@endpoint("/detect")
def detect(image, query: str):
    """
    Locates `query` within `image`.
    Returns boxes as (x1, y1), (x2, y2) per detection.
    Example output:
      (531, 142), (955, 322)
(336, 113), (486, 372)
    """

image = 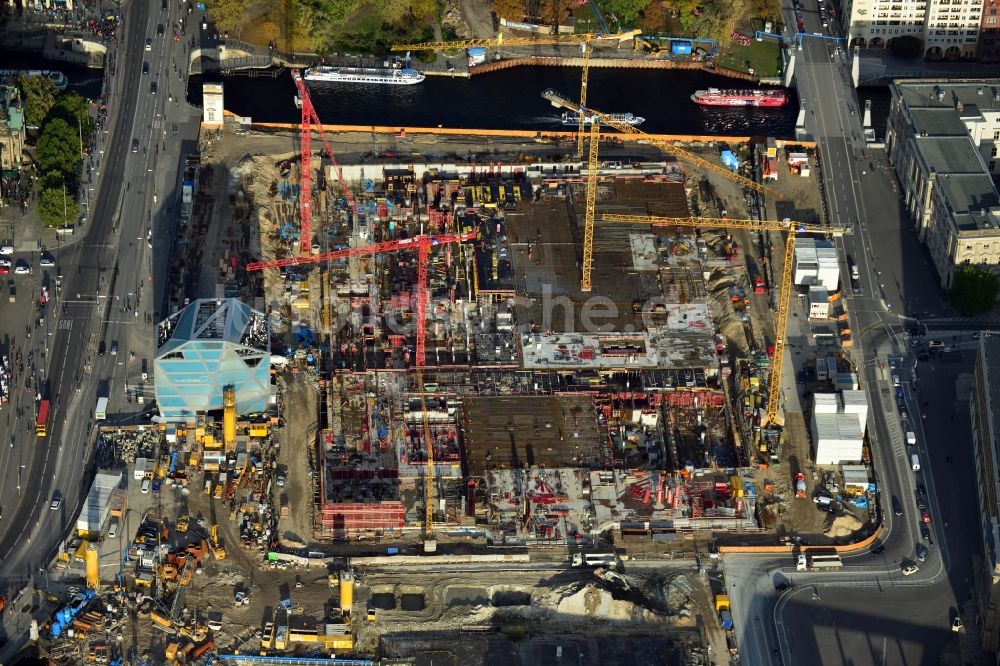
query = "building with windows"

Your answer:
(979, 0), (1000, 61)
(154, 298), (271, 422)
(844, 0), (982, 59)
(970, 333), (1000, 660)
(885, 79), (1000, 288)
(0, 85), (24, 172)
